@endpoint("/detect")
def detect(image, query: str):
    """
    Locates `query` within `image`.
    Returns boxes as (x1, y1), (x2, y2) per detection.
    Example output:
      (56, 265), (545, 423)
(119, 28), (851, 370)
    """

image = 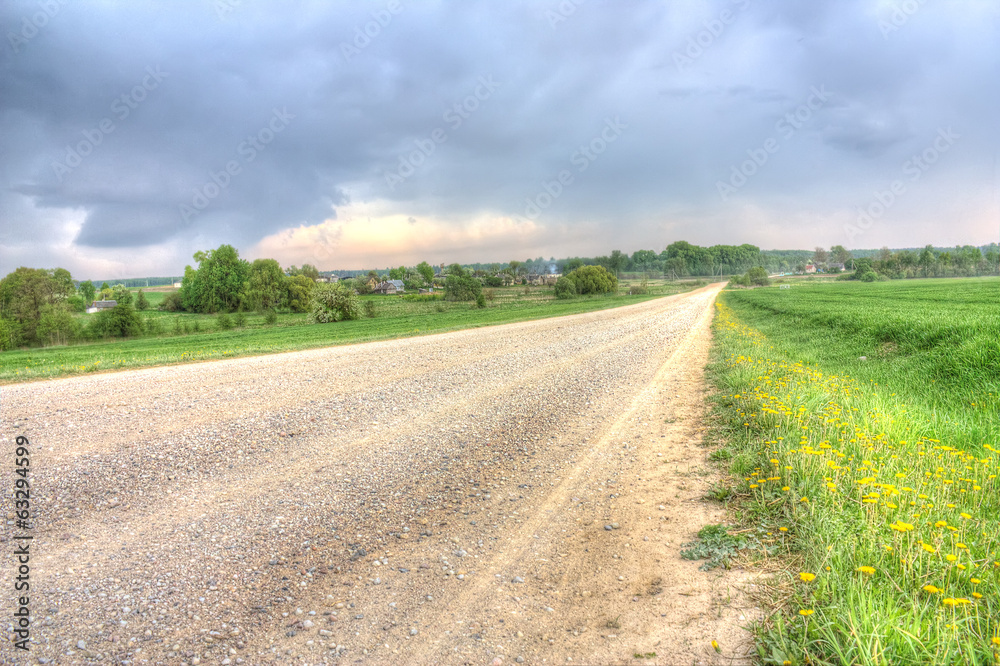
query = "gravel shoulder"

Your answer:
(1, 283), (756, 665)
